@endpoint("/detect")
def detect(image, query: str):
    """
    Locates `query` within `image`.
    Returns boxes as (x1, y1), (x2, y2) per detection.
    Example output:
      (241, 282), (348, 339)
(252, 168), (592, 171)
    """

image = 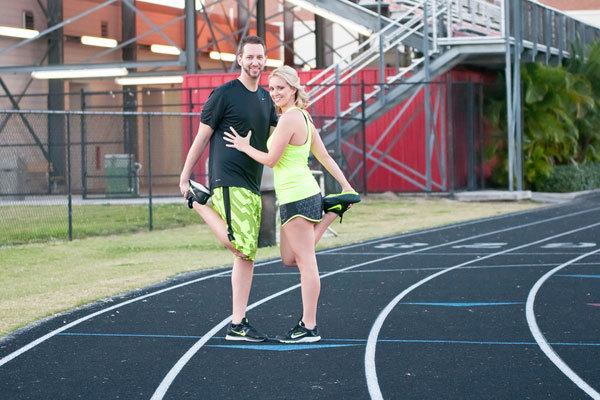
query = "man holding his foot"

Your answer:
(179, 35), (278, 342)
(223, 66), (360, 343)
